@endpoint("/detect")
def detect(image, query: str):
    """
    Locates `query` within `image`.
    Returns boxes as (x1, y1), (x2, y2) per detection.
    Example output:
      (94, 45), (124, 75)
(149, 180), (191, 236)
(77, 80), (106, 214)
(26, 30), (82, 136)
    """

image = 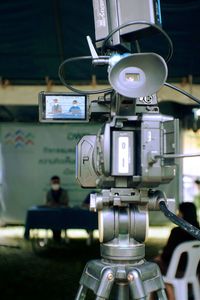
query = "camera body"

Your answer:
(38, 0), (178, 202)
(39, 1), (181, 266)
(76, 95), (178, 189)
(39, 92), (178, 190)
